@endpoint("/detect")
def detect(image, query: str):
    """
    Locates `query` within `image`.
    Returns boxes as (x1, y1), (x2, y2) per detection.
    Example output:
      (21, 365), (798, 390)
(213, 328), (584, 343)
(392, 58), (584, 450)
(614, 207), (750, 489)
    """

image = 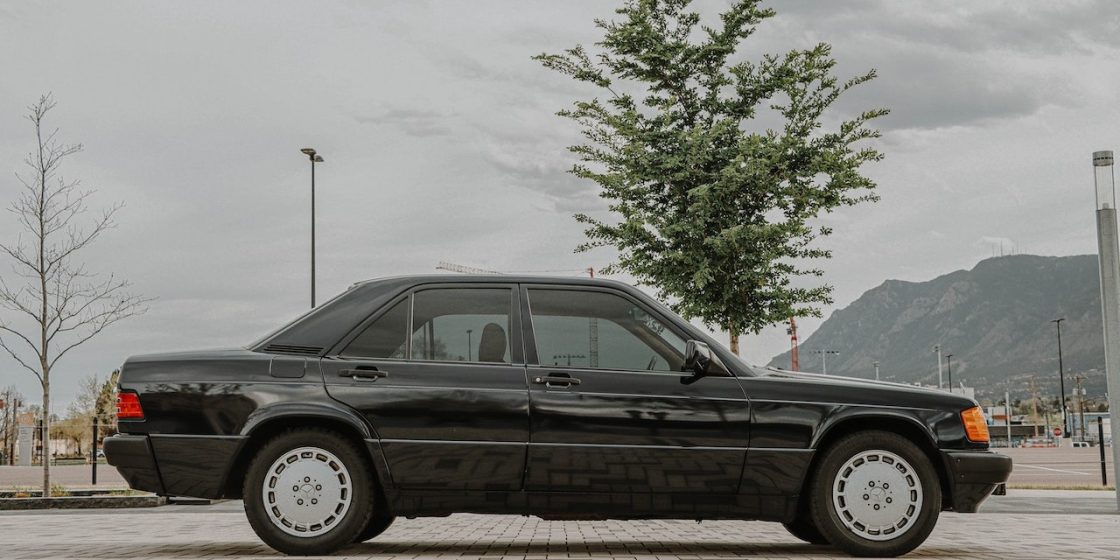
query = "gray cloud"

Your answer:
(355, 108), (457, 138)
